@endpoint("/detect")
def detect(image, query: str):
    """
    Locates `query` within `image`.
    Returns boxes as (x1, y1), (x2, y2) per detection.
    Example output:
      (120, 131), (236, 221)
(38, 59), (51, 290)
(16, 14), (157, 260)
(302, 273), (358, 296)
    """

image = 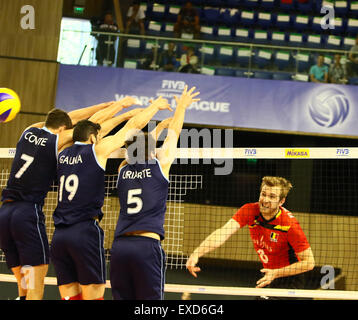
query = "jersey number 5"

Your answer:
(127, 188), (143, 214)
